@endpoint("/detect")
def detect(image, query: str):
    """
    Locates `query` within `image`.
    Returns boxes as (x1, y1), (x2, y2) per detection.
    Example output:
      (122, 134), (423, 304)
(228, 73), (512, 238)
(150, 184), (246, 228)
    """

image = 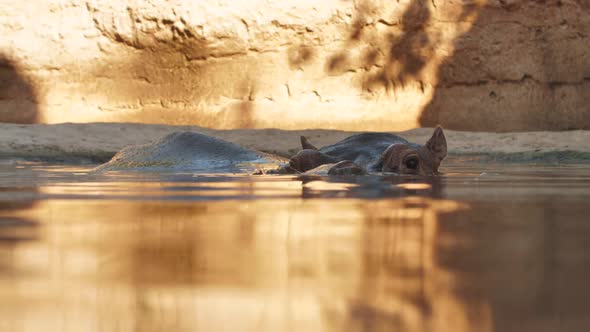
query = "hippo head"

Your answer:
(380, 126), (447, 175)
